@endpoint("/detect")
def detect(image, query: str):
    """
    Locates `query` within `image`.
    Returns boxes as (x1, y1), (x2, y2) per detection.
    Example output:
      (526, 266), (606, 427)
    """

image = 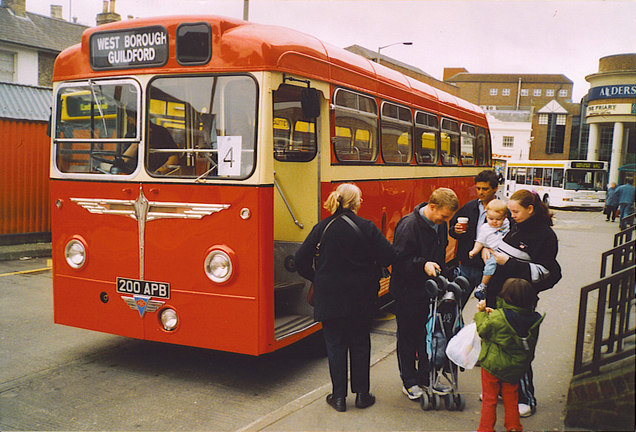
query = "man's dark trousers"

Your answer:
(395, 292), (430, 389)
